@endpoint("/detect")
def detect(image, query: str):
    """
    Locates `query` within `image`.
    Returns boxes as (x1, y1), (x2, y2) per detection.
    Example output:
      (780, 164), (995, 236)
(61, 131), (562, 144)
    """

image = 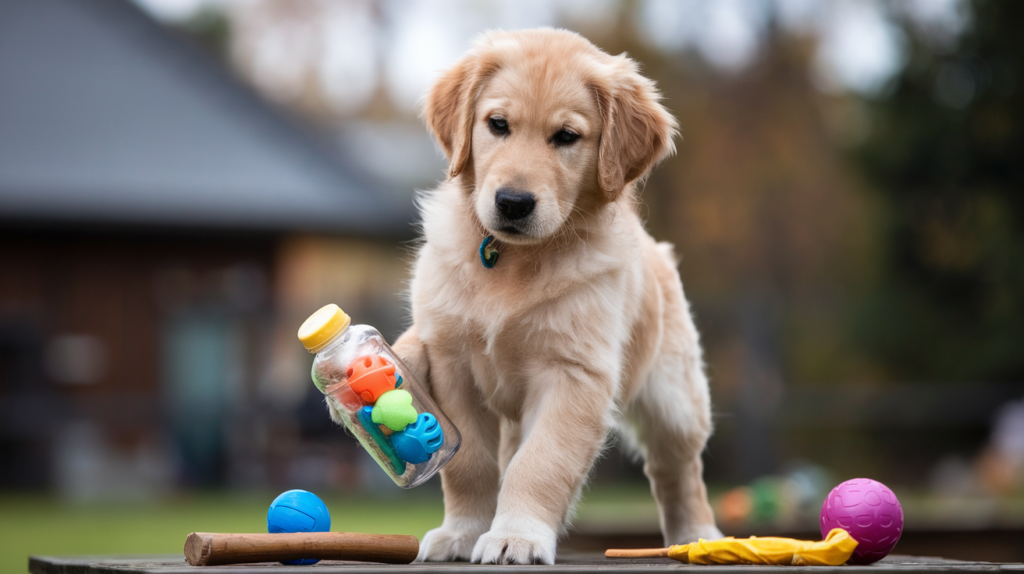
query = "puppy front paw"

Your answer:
(471, 514), (557, 565)
(670, 524), (724, 545)
(416, 518), (489, 562)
